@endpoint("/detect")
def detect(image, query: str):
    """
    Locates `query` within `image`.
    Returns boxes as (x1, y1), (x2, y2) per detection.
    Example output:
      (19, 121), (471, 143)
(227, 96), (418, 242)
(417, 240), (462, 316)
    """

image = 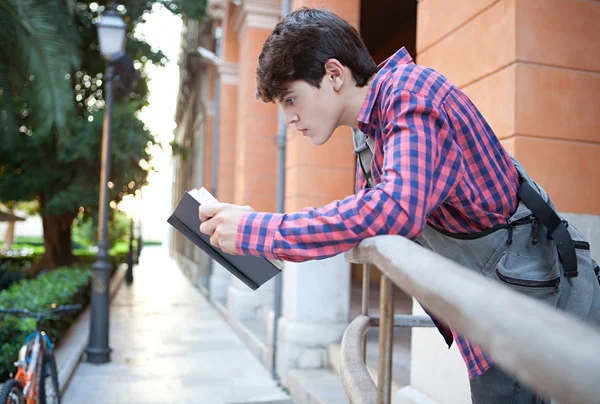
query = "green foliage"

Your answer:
(8, 236), (43, 246)
(0, 267), (91, 378)
(0, 0), (207, 267)
(73, 208), (132, 249)
(72, 214), (96, 248)
(73, 248), (128, 267)
(0, 0), (79, 145)
(109, 210), (132, 246)
(163, 0), (208, 21)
